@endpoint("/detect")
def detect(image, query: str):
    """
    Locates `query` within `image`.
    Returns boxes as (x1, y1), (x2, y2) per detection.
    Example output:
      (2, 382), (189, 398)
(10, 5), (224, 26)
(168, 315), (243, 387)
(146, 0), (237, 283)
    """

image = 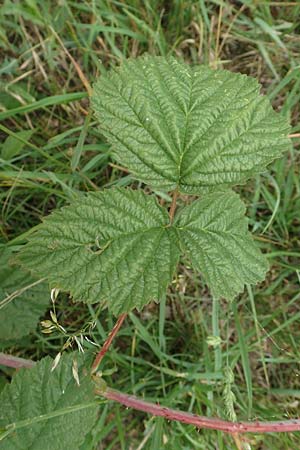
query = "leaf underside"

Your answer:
(176, 191), (269, 300)
(0, 248), (49, 342)
(0, 353), (98, 450)
(18, 189), (180, 315)
(92, 55), (291, 193)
